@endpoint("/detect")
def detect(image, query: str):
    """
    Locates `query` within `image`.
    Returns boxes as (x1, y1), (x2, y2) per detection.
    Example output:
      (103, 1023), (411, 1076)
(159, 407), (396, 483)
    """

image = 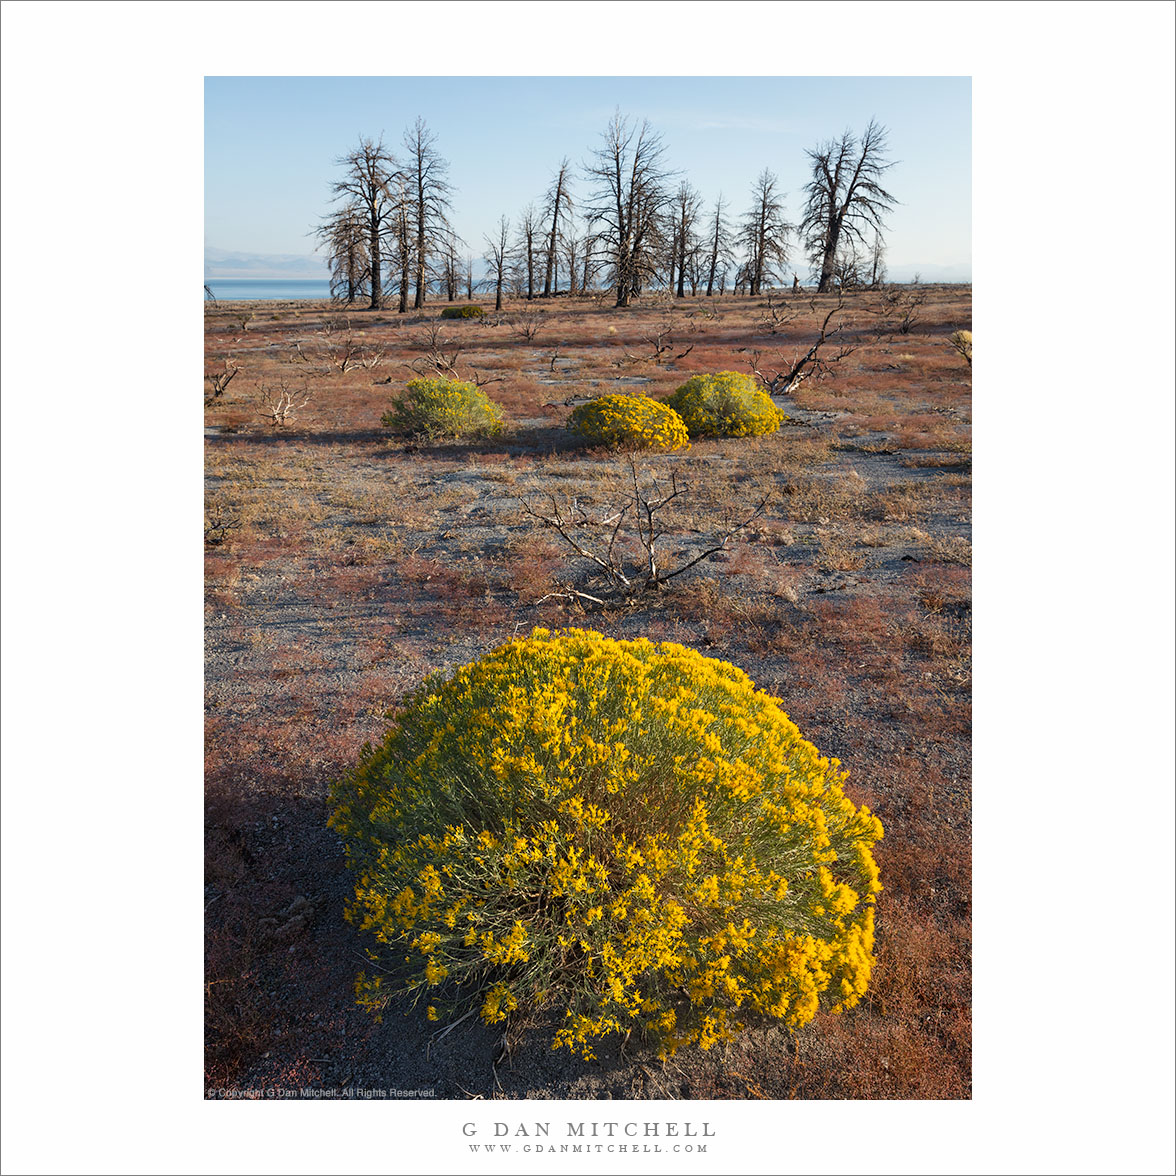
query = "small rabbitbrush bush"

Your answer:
(329, 628), (883, 1060)
(665, 371), (785, 439)
(381, 377), (504, 440)
(948, 330), (972, 367)
(567, 394), (689, 452)
(440, 305), (485, 320)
